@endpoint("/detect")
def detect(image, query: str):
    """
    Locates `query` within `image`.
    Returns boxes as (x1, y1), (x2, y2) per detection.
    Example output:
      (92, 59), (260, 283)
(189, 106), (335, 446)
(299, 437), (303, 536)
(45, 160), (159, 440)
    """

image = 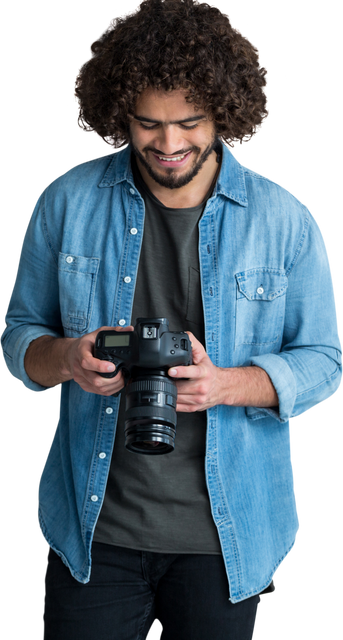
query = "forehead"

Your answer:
(134, 88), (204, 121)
